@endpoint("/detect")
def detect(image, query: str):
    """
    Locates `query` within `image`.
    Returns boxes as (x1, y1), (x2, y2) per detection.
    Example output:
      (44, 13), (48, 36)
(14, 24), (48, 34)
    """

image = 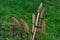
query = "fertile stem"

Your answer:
(20, 18), (29, 40)
(12, 16), (24, 40)
(41, 21), (46, 40)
